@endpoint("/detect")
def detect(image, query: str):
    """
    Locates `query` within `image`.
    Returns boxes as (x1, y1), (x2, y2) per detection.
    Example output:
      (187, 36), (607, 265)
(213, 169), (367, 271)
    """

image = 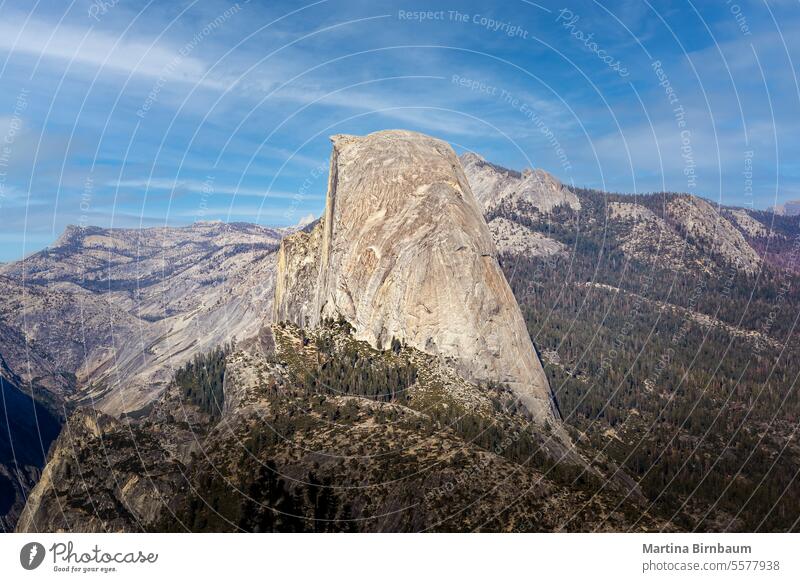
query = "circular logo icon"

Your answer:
(20, 542), (46, 570)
